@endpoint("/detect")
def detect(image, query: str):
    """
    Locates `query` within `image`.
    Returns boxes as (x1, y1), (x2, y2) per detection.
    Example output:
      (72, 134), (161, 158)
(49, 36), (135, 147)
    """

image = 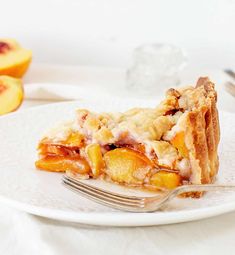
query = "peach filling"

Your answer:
(86, 143), (105, 177)
(36, 143), (183, 190)
(63, 132), (84, 147)
(104, 148), (154, 185)
(35, 155), (91, 174)
(171, 131), (188, 158)
(150, 171), (181, 189)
